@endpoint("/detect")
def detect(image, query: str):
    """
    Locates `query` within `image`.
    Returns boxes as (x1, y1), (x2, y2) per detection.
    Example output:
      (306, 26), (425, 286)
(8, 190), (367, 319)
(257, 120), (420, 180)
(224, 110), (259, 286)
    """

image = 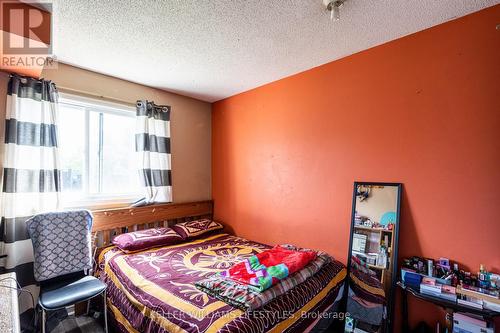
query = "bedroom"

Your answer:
(0, 1), (499, 333)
